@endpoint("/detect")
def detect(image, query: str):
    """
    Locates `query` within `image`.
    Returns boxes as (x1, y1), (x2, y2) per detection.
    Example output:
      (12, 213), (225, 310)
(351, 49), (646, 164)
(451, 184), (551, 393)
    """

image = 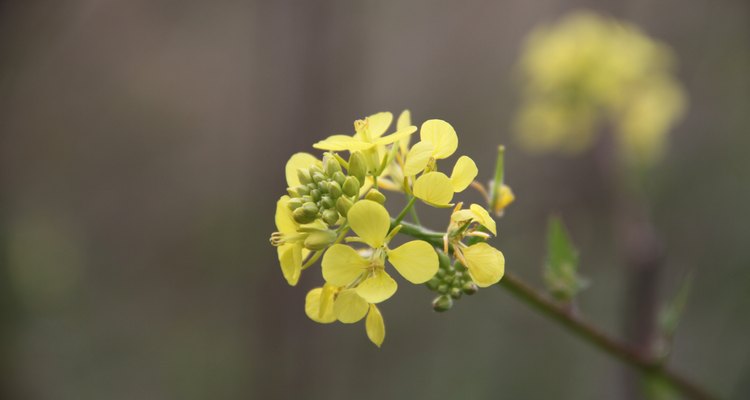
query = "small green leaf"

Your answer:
(544, 215), (586, 301)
